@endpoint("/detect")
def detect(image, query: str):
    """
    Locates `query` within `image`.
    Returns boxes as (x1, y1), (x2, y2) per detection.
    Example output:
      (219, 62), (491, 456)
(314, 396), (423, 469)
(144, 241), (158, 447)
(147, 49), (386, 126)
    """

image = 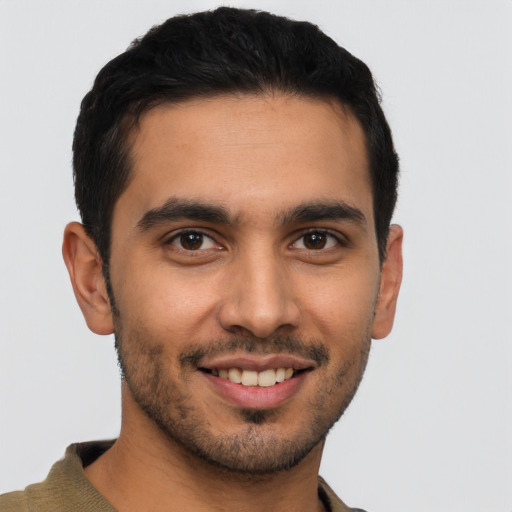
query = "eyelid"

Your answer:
(290, 228), (348, 249)
(161, 227), (348, 251)
(164, 228), (222, 250)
